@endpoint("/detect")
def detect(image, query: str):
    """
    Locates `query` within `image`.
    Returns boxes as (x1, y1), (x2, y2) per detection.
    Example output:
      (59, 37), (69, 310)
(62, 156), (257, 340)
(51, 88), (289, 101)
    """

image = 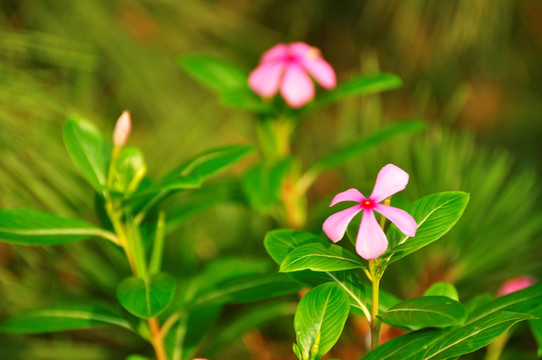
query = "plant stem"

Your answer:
(369, 260), (381, 350)
(149, 317), (168, 360)
(484, 332), (510, 360)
